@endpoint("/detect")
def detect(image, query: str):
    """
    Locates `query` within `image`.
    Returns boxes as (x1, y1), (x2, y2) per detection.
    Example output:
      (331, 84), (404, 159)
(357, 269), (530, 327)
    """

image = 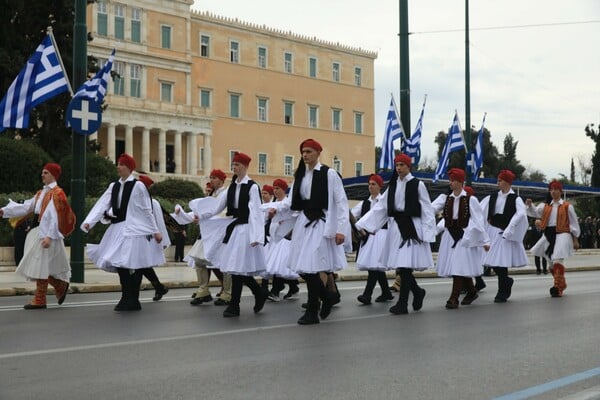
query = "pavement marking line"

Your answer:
(493, 367), (600, 400)
(0, 312), (388, 361)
